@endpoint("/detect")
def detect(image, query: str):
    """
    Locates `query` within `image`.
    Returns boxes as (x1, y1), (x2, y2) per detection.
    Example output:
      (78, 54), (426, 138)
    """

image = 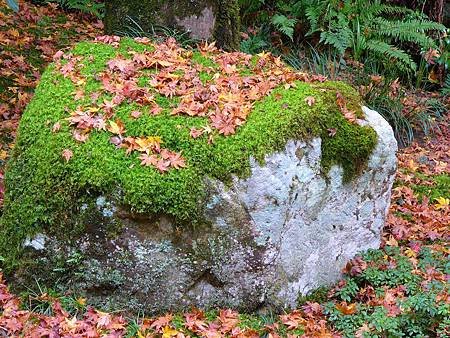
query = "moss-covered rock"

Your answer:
(0, 38), (392, 314)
